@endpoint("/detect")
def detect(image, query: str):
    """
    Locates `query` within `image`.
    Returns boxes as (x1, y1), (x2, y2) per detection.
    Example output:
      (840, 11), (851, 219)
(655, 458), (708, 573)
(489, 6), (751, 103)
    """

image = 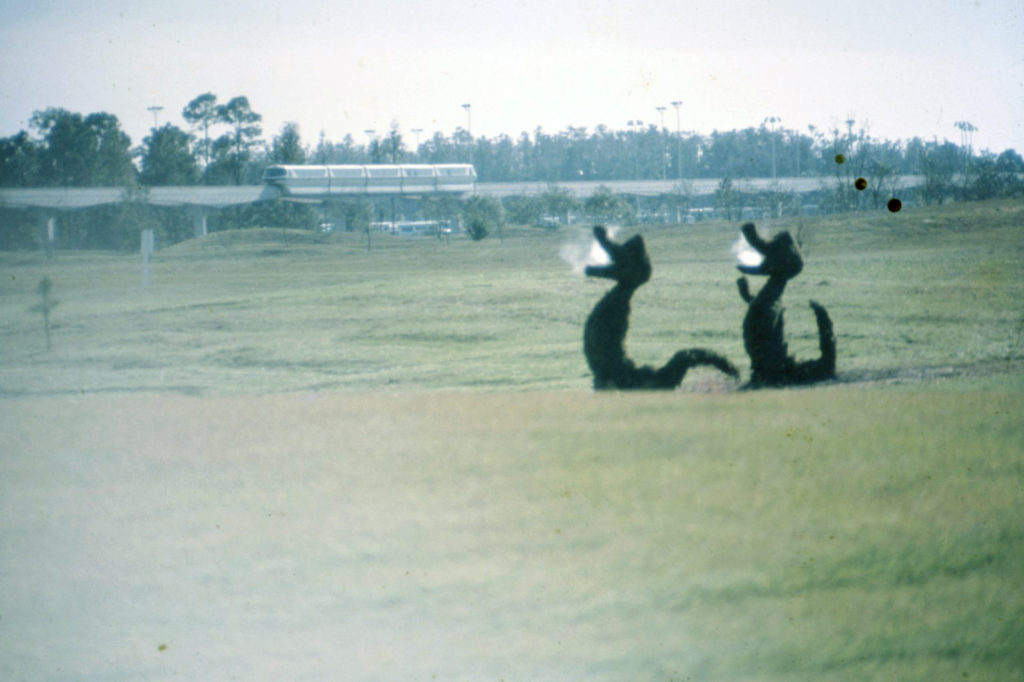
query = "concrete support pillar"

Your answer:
(38, 212), (57, 258)
(189, 206), (208, 237)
